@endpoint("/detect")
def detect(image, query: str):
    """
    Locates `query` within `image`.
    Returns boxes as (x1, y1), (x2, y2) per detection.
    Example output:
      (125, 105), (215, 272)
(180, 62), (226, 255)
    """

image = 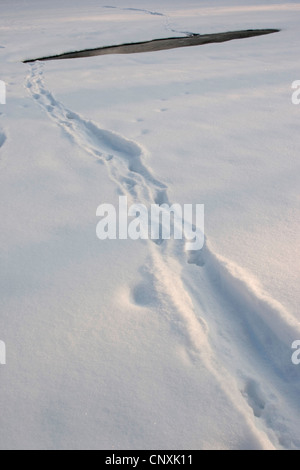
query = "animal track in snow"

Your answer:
(26, 59), (300, 449)
(103, 6), (164, 17)
(132, 269), (159, 308)
(26, 62), (167, 206)
(103, 5), (198, 36)
(0, 131), (6, 148)
(242, 379), (266, 418)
